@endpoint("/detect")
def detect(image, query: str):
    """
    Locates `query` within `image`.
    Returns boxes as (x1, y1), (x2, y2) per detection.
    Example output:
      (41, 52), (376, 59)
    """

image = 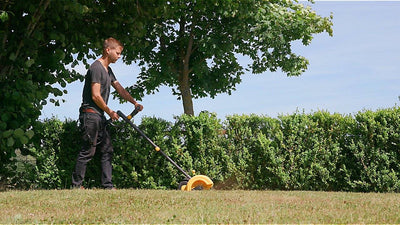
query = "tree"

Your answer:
(1, 0), (86, 181)
(0, 0), (332, 185)
(121, 0), (333, 115)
